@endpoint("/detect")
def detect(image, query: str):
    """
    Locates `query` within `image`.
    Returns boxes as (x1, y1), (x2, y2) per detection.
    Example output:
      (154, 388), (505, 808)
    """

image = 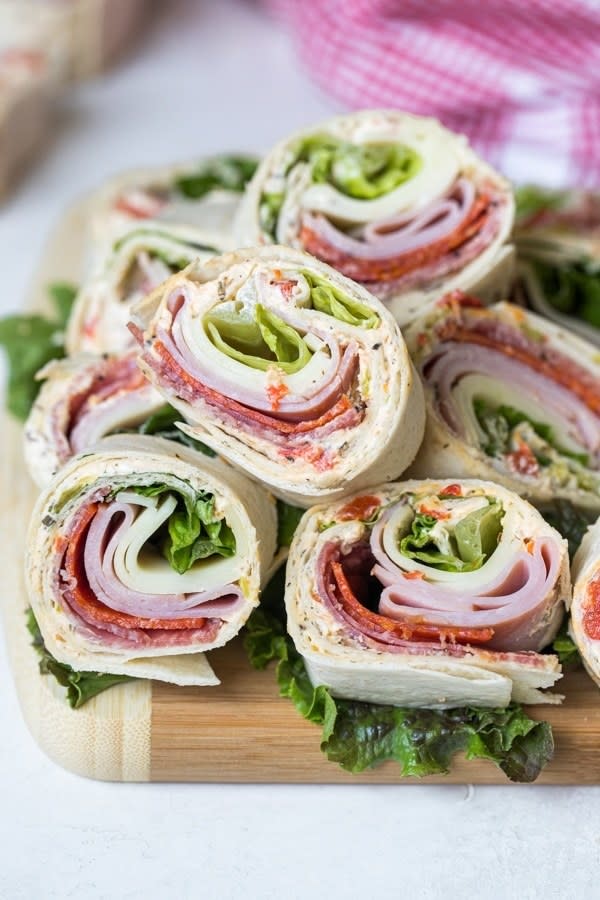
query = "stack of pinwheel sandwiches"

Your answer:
(12, 111), (600, 781)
